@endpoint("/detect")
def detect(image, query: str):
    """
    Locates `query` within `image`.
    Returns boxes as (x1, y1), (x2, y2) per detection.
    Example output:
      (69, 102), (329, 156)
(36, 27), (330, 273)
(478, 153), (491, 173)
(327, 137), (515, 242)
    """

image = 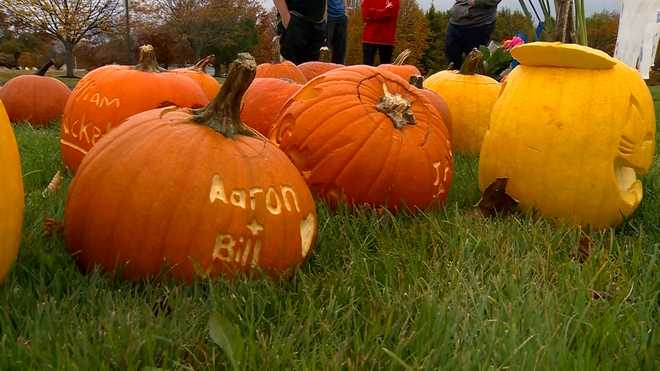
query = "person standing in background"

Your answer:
(445, 0), (502, 69)
(327, 0), (348, 64)
(274, 0), (327, 64)
(361, 0), (400, 66)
